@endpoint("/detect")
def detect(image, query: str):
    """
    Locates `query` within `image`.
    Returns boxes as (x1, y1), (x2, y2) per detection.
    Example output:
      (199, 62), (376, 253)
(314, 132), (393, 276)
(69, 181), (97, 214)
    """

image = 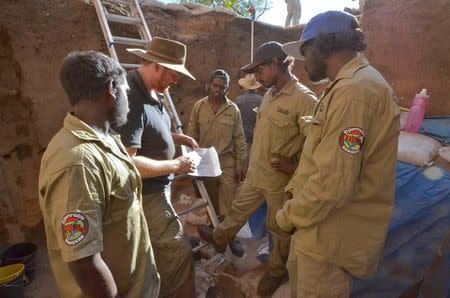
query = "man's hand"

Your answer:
(175, 156), (196, 175)
(172, 133), (199, 149)
(234, 167), (245, 183)
(281, 191), (293, 205)
(270, 154), (298, 174)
